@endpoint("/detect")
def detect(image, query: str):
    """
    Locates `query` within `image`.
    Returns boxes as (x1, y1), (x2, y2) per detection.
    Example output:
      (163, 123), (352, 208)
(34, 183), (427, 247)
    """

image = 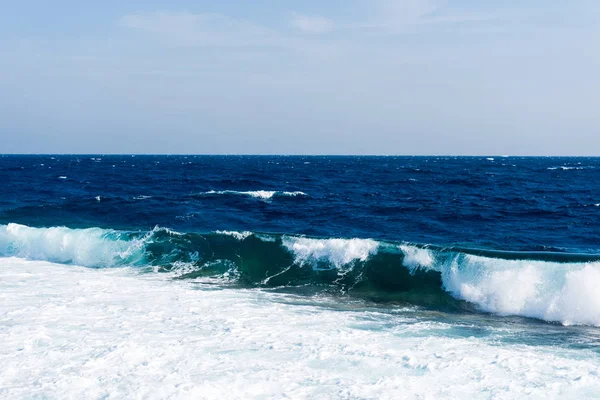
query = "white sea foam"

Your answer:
(398, 245), (600, 326)
(2, 258), (600, 399)
(205, 190), (306, 200)
(441, 254), (600, 326)
(215, 230), (253, 240)
(282, 237), (379, 269)
(255, 233), (277, 242)
(0, 224), (145, 268)
(399, 245), (435, 272)
(548, 166), (585, 170)
(58, 176), (67, 179)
